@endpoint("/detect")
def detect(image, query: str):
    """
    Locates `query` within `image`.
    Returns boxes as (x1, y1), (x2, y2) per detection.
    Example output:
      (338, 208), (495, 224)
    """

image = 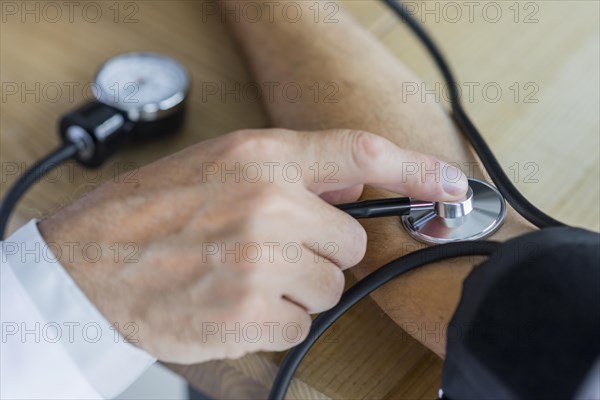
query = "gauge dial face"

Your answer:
(93, 52), (190, 119)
